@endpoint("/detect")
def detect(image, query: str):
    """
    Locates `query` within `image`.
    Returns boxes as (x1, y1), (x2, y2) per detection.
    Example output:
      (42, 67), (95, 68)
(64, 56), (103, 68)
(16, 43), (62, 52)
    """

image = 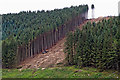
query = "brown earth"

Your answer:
(19, 16), (110, 69)
(19, 38), (66, 69)
(79, 17), (110, 30)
